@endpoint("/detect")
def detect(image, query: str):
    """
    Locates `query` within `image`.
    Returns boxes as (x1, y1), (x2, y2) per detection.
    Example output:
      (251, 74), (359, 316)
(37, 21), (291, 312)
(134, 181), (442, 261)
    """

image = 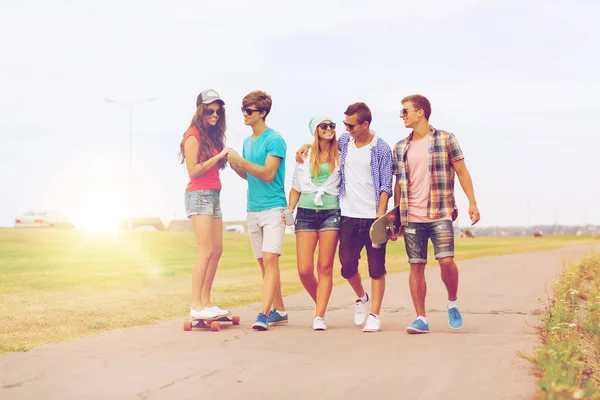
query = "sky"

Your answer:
(1, 0), (599, 230)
